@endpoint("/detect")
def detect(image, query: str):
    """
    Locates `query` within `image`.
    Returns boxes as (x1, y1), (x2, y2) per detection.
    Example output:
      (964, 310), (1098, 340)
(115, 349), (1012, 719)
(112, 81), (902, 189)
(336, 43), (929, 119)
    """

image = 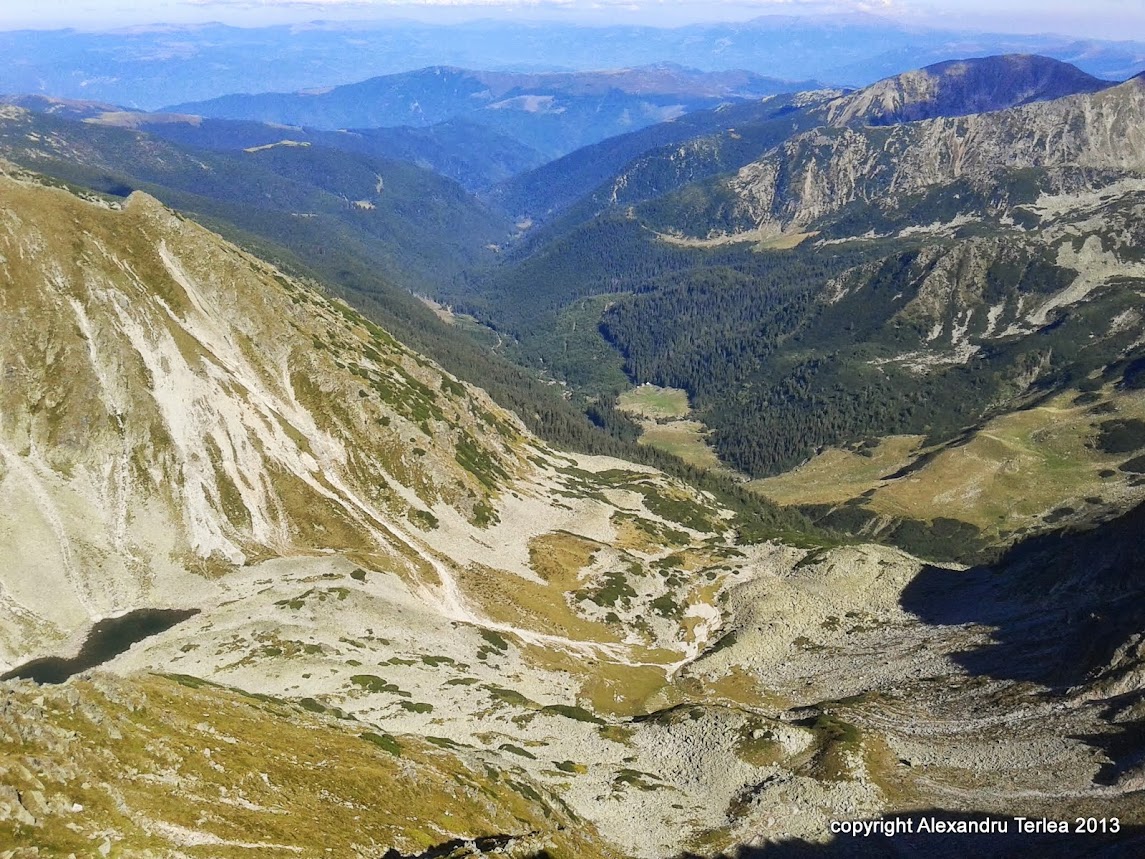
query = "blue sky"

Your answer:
(2, 0), (1144, 40)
